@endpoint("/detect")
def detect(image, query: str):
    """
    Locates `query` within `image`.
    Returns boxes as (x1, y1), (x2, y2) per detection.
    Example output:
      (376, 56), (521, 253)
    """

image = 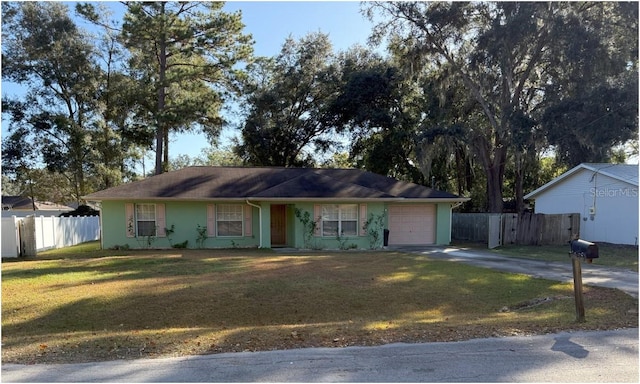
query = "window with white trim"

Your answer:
(217, 204), (243, 236)
(136, 204), (156, 236)
(321, 204), (358, 237)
